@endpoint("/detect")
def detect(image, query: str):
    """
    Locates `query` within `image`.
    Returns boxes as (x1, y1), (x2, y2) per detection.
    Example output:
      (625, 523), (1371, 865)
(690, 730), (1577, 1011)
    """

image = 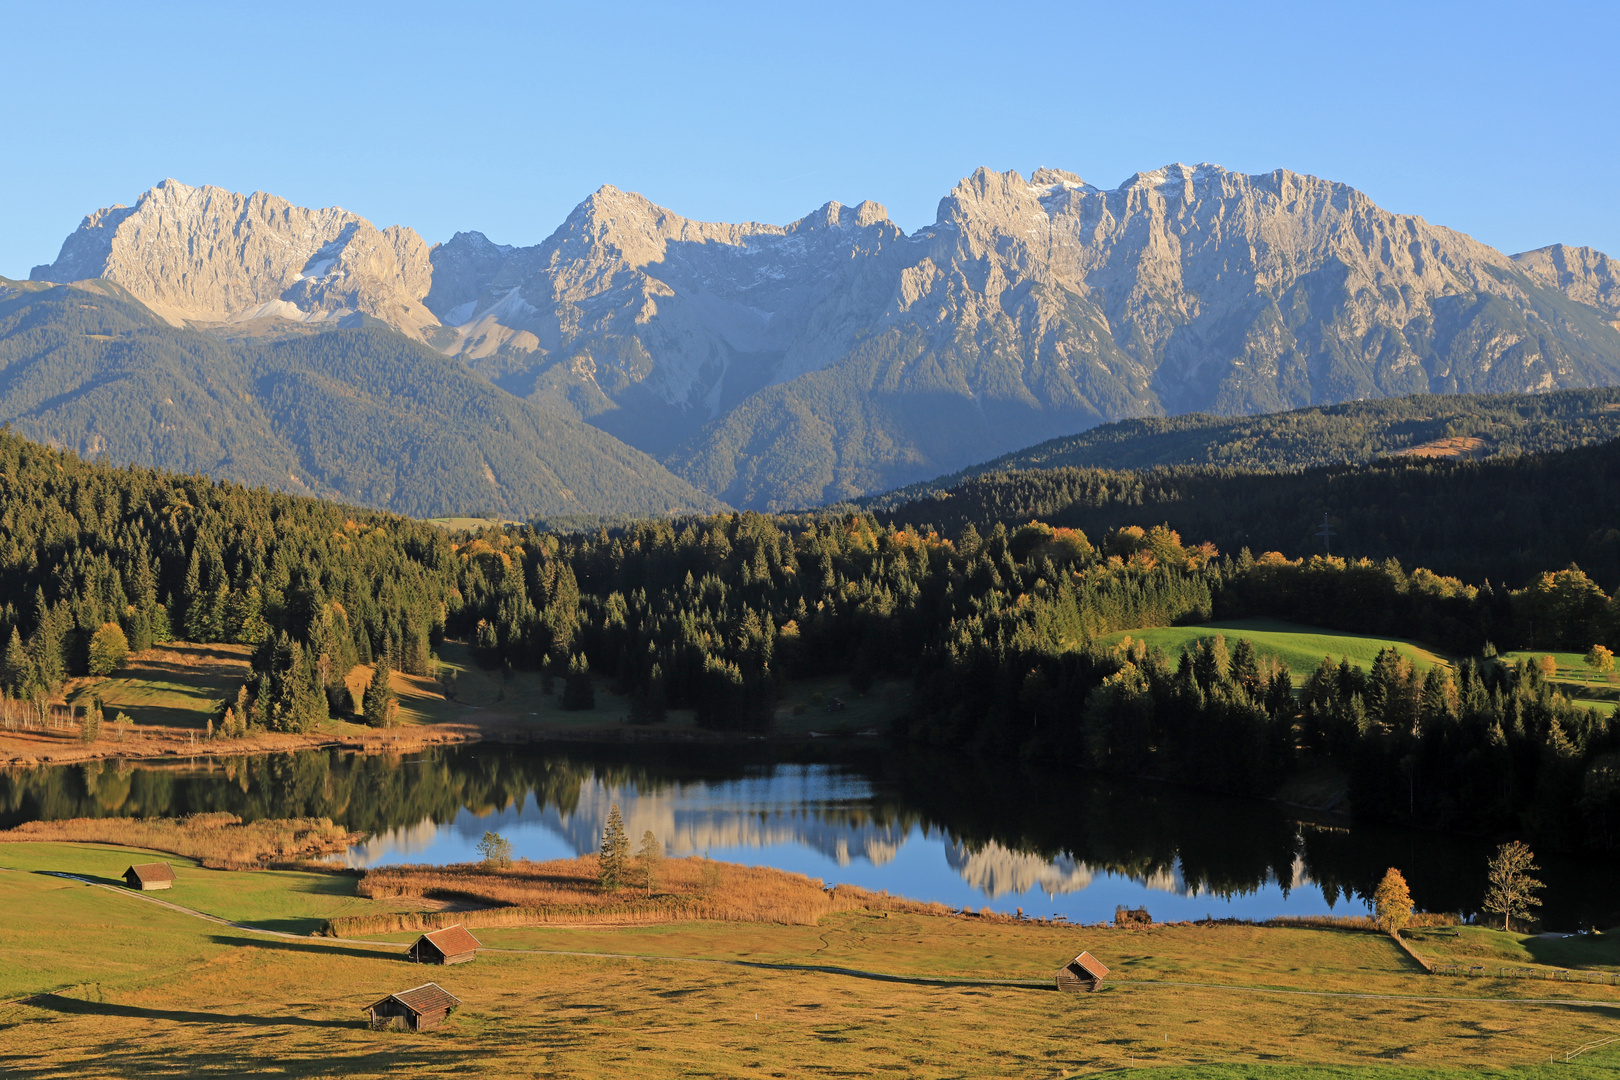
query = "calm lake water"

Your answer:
(6, 740), (1617, 928)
